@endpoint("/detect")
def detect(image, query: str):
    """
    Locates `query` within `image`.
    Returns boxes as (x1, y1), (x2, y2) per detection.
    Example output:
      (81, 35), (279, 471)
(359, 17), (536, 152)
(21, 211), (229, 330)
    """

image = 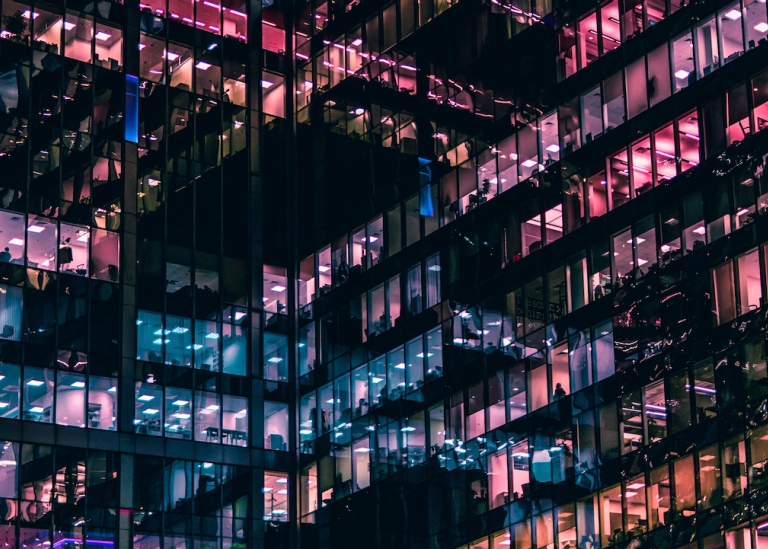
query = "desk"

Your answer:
(204, 426), (220, 442)
(222, 428), (247, 446)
